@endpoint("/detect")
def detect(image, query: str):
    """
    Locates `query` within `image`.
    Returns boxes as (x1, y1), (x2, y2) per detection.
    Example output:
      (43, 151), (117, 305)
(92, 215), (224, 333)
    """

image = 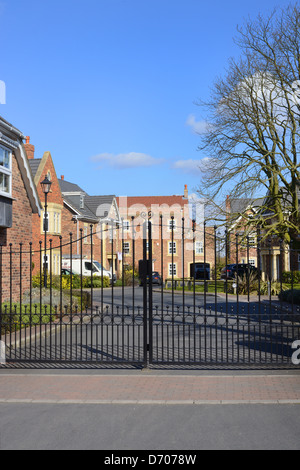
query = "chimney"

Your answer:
(24, 136), (35, 159)
(184, 184), (188, 198)
(61, 175), (64, 180)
